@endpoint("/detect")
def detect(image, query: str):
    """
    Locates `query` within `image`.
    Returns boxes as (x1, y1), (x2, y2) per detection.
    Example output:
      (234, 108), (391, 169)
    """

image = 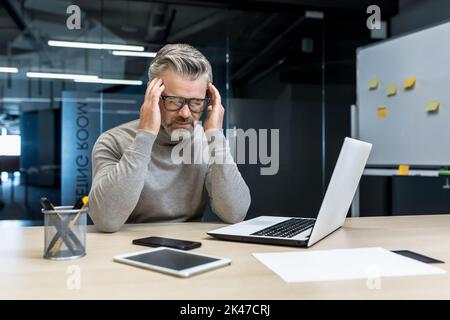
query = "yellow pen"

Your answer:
(50, 196), (89, 256)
